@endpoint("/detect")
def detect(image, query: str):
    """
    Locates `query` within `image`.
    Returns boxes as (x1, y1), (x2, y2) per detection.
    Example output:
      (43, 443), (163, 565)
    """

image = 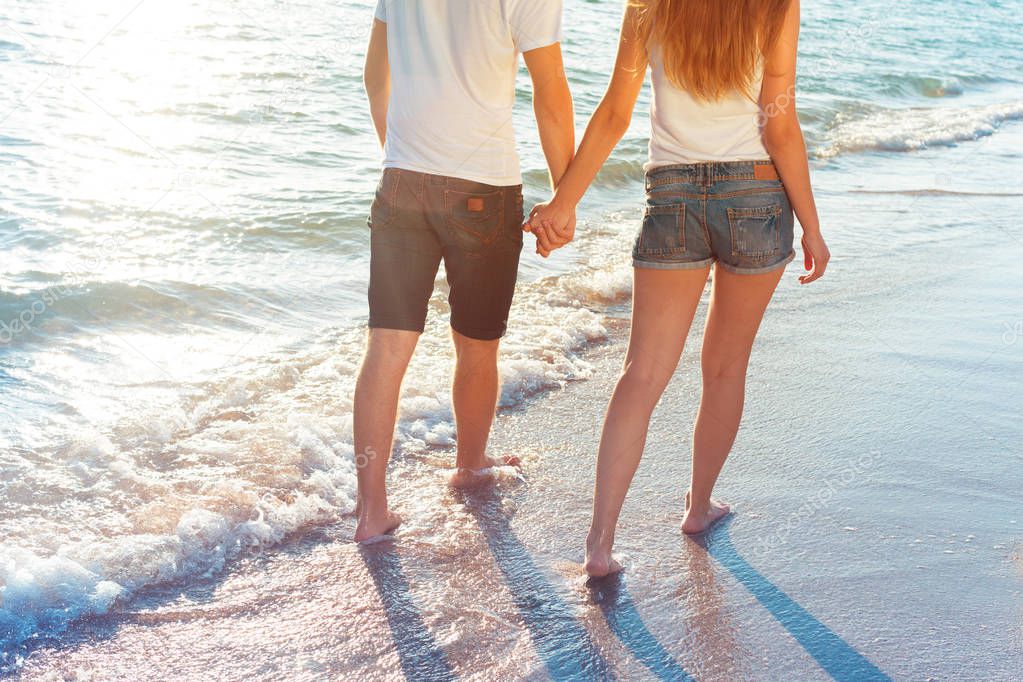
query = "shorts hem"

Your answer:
(632, 256), (715, 271)
(368, 319), (426, 334)
(451, 321), (506, 341)
(716, 250), (796, 275)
